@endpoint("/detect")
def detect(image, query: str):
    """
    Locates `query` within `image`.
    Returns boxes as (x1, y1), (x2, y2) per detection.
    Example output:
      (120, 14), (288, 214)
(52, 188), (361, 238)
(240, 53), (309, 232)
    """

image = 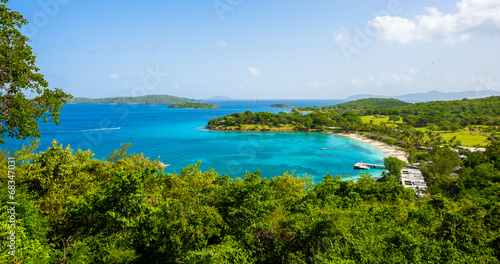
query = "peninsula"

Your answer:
(67, 94), (195, 104)
(208, 97), (500, 148)
(167, 102), (220, 109)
